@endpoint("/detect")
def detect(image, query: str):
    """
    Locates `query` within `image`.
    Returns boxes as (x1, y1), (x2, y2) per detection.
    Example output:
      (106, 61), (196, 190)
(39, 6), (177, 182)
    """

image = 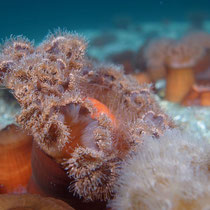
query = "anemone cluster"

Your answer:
(143, 32), (210, 104)
(0, 31), (173, 202)
(1, 29), (210, 210)
(0, 124), (32, 193)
